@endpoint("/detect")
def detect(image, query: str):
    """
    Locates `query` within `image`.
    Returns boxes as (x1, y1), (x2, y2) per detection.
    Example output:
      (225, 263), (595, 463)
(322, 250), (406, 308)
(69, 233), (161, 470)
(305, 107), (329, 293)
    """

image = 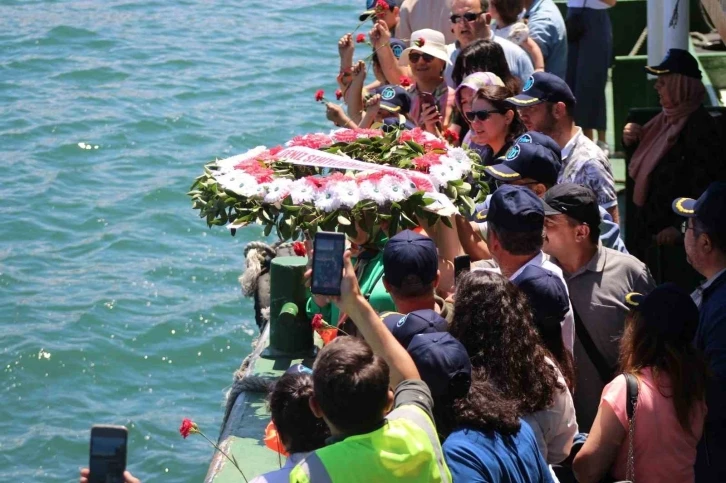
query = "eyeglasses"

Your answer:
(408, 52), (435, 63)
(464, 109), (505, 121)
(450, 12), (482, 23)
